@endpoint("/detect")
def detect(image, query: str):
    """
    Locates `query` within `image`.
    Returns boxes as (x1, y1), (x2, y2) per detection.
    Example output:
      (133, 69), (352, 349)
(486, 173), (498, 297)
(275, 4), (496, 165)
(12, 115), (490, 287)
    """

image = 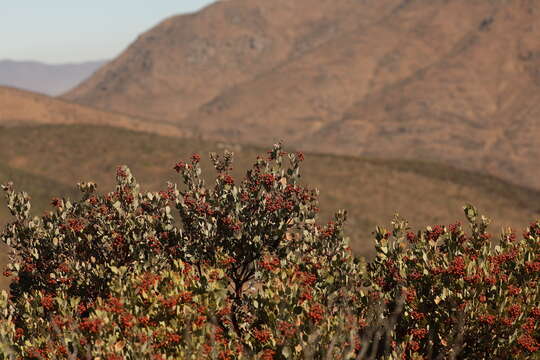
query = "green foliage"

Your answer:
(0, 144), (538, 359)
